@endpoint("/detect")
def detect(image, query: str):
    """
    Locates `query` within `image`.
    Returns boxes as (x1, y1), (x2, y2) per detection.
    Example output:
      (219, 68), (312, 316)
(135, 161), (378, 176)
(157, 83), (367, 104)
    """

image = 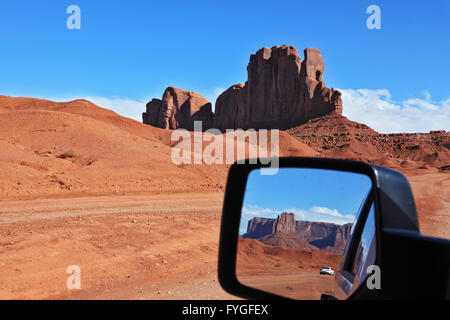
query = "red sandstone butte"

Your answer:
(213, 45), (342, 130)
(143, 87), (214, 131)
